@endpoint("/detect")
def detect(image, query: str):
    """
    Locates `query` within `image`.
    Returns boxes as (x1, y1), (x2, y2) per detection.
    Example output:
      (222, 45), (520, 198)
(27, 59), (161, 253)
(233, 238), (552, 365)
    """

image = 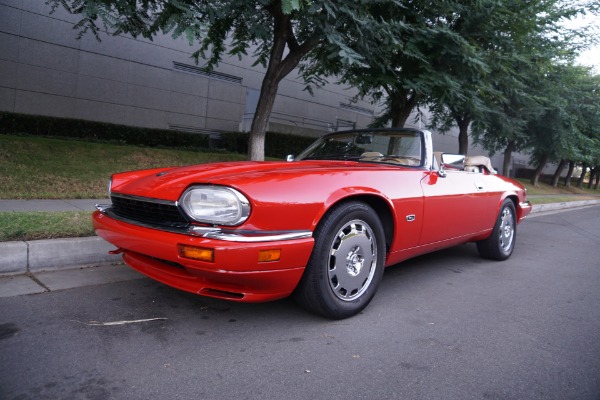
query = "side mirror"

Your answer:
(286, 155), (294, 162)
(441, 154), (466, 169)
(438, 153), (466, 177)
